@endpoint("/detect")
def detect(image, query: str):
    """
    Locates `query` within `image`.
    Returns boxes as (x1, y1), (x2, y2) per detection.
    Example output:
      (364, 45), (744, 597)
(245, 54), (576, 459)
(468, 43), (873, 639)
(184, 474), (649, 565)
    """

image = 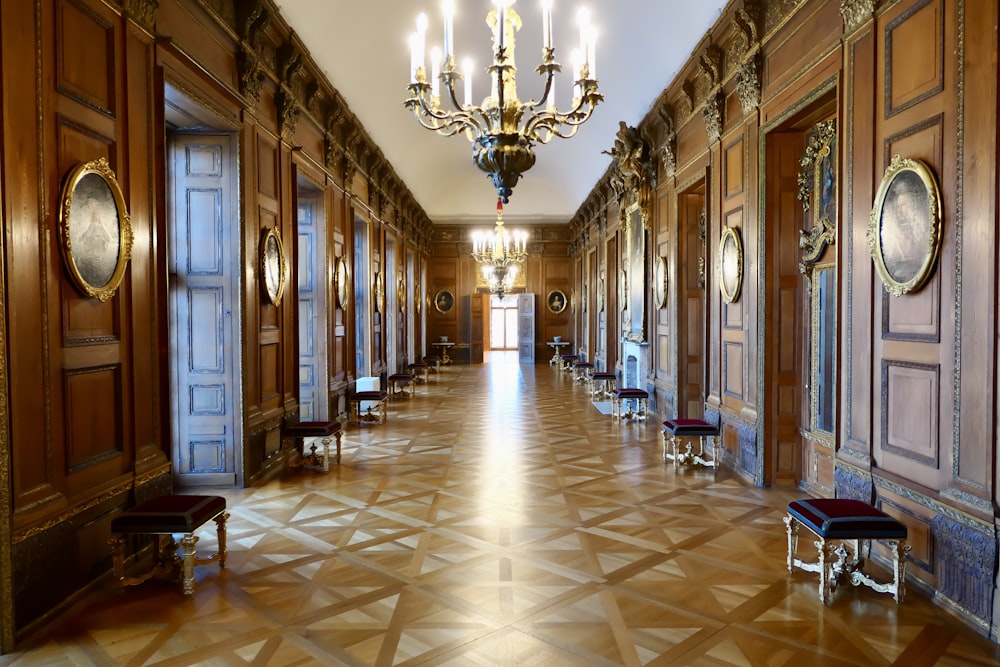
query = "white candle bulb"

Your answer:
(430, 46), (442, 97)
(541, 0), (553, 50)
(443, 0), (455, 59)
(463, 58), (474, 106)
(416, 13), (428, 75)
